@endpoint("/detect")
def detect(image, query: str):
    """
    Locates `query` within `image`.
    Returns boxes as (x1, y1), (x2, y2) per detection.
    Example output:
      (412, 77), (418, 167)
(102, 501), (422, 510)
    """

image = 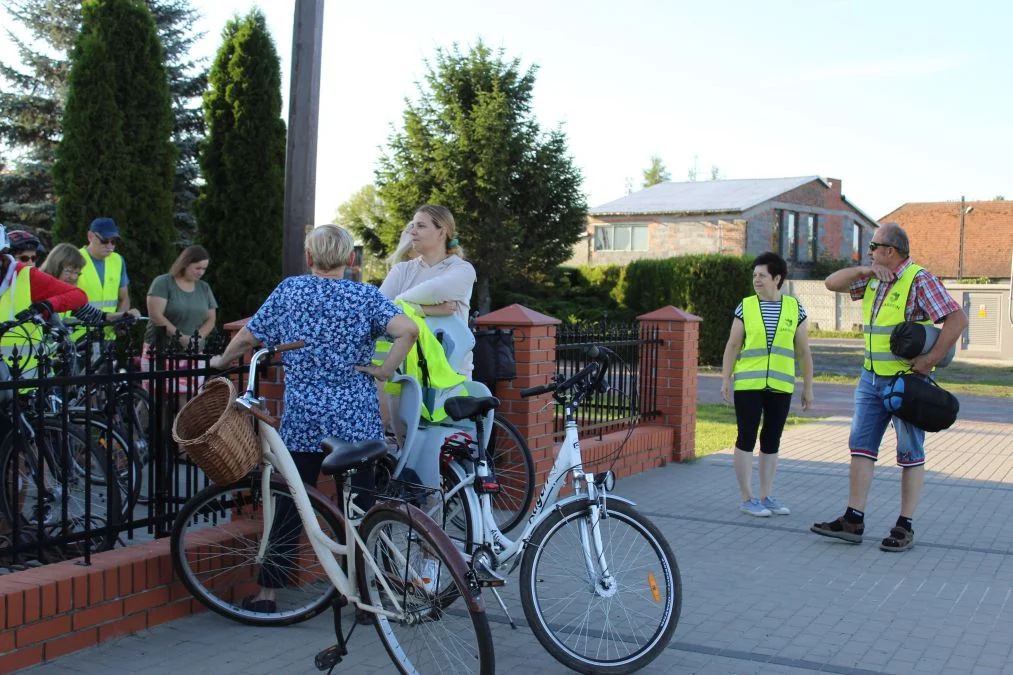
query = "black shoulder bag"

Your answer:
(880, 372), (960, 433)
